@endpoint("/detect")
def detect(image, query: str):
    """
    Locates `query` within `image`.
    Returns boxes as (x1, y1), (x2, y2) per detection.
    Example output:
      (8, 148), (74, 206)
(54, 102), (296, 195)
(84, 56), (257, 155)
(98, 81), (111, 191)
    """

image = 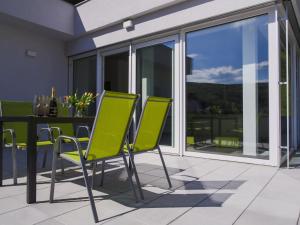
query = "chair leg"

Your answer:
(12, 144), (17, 185)
(81, 161), (99, 223)
(129, 157), (132, 172)
(60, 158), (64, 175)
(128, 151), (144, 200)
(157, 146), (172, 188)
(42, 150), (48, 168)
(121, 152), (139, 202)
(92, 162), (96, 188)
(50, 151), (58, 203)
(100, 160), (105, 187)
(60, 144), (65, 175)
